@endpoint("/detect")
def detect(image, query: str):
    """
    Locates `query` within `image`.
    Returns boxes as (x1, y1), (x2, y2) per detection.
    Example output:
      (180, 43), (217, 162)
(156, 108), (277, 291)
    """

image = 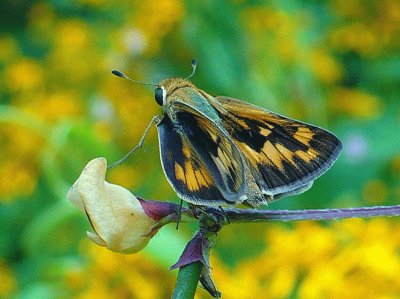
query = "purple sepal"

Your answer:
(137, 197), (180, 221)
(170, 232), (208, 270)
